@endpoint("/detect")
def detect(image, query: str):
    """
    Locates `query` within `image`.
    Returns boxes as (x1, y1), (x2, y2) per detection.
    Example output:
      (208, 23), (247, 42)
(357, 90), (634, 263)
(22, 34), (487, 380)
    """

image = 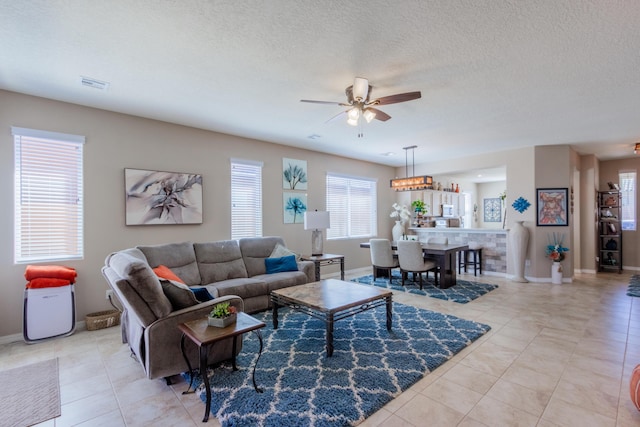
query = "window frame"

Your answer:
(326, 172), (378, 240)
(12, 126), (85, 264)
(619, 170), (636, 231)
(230, 158), (263, 239)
